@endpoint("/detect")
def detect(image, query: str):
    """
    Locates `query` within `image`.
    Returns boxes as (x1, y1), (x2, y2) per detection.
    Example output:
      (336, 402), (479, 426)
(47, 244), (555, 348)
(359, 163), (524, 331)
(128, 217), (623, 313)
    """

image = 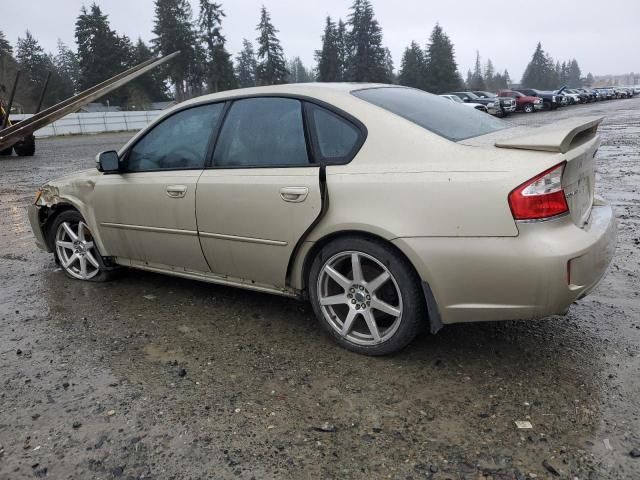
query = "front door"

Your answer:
(196, 97), (322, 289)
(93, 103), (224, 272)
